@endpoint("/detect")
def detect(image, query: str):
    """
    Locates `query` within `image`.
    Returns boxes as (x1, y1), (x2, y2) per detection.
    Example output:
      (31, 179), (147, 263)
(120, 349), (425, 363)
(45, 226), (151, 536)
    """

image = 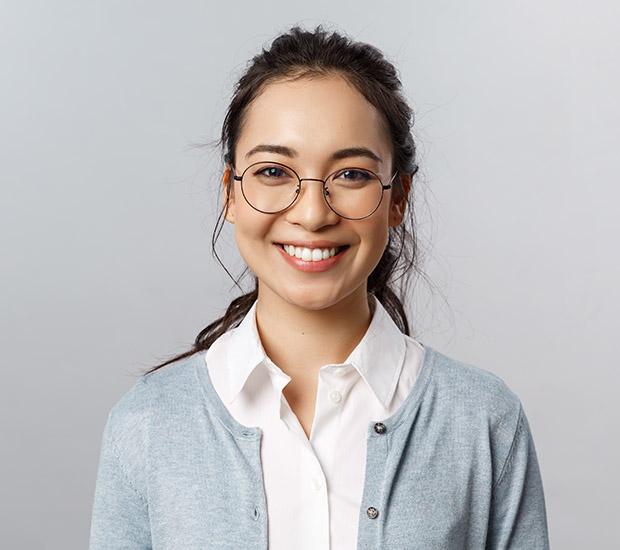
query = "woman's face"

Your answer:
(222, 74), (407, 311)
